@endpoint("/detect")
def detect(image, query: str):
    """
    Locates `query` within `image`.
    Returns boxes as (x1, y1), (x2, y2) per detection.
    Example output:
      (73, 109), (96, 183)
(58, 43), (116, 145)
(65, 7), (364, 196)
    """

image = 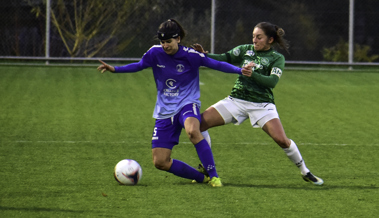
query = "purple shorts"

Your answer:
(151, 103), (201, 149)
